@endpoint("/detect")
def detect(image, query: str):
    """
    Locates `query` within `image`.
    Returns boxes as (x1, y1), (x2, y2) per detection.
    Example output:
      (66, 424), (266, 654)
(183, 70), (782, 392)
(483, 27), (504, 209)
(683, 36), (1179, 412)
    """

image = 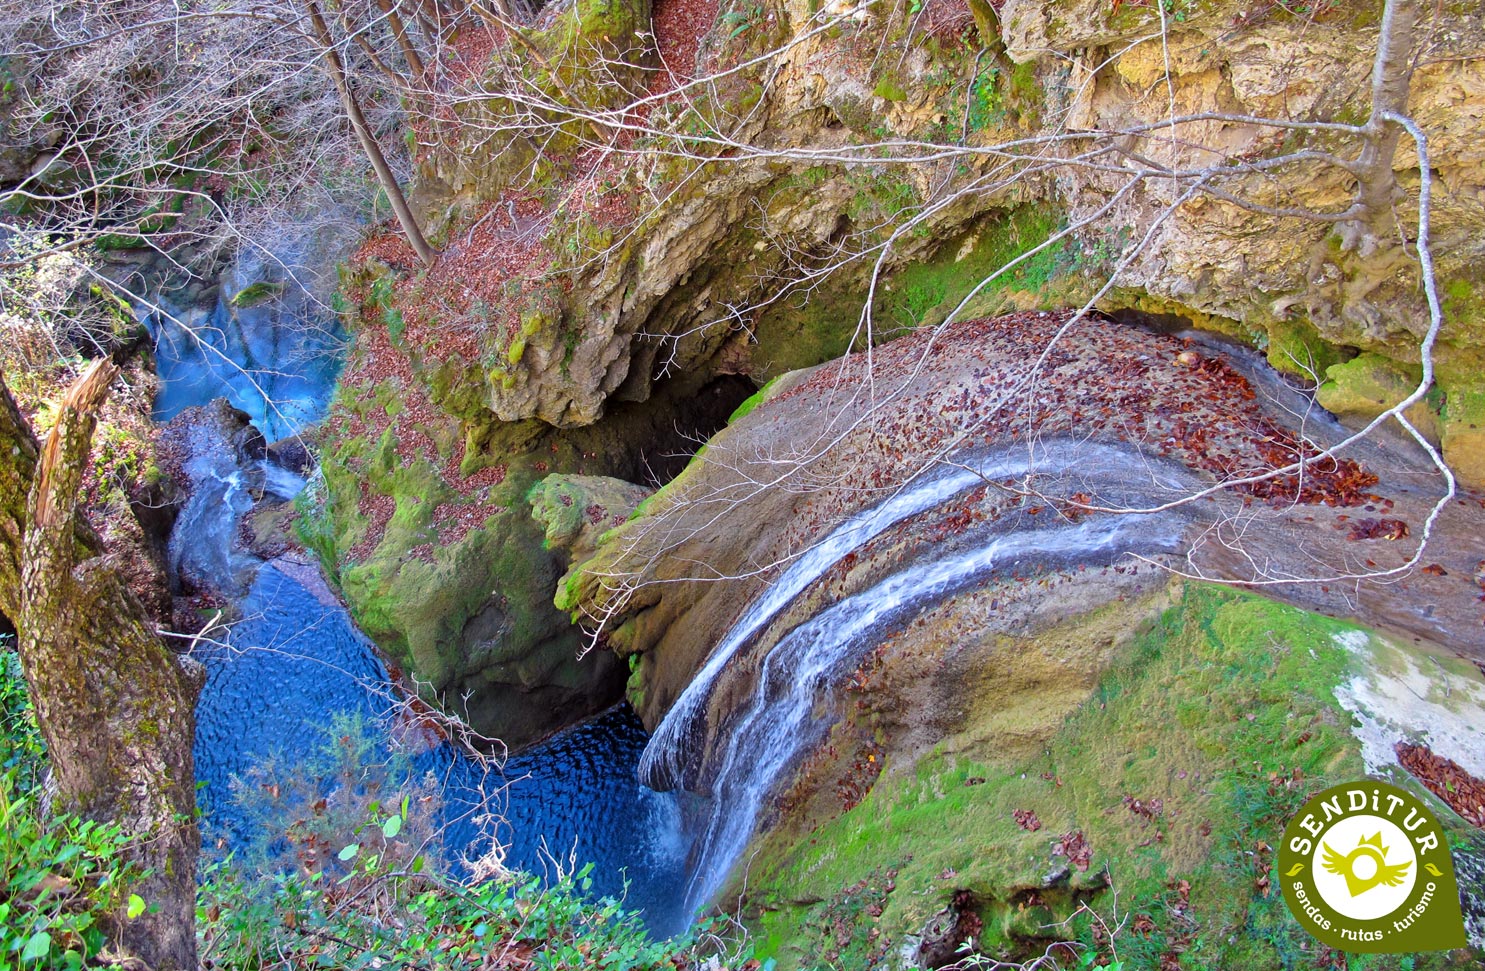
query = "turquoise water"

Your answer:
(149, 292), (345, 442)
